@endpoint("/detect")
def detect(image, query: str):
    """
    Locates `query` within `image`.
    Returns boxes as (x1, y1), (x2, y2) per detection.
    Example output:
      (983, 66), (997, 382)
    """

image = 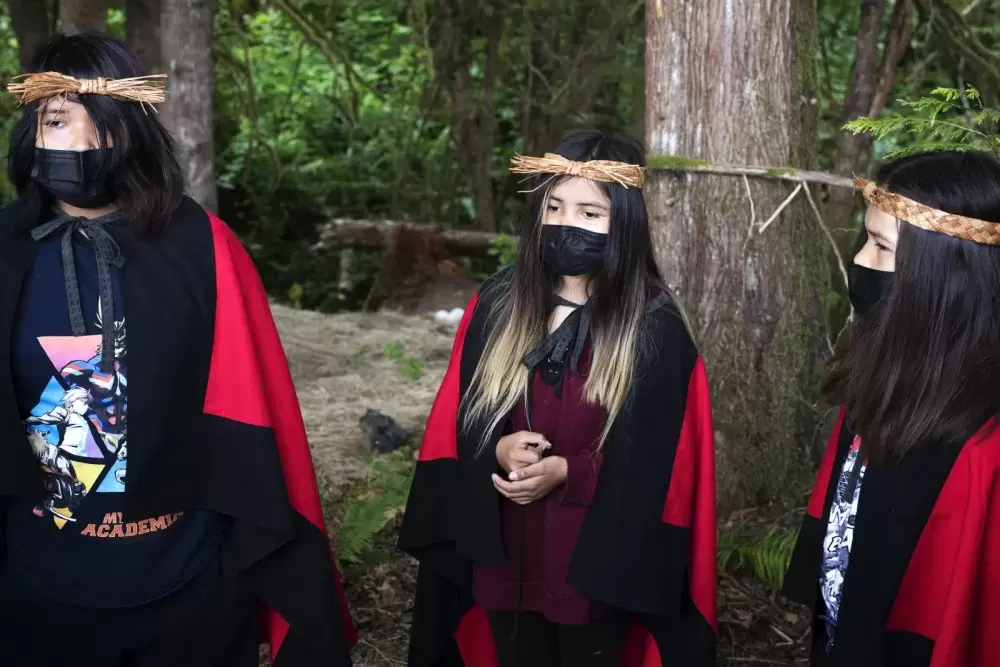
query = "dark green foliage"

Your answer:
(845, 86), (1000, 157)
